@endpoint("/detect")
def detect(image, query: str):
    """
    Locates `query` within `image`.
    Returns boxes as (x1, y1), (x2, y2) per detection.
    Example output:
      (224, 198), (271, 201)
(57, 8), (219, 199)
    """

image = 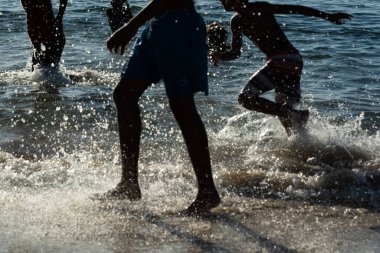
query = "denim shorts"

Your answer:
(121, 8), (208, 97)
